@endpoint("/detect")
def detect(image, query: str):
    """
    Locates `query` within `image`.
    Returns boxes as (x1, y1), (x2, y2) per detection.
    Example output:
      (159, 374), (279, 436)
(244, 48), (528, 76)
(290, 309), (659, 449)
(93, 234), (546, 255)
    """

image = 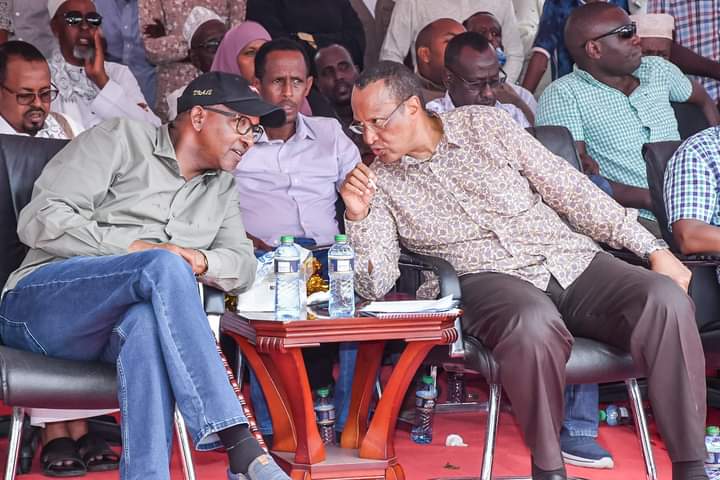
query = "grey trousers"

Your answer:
(460, 253), (706, 470)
